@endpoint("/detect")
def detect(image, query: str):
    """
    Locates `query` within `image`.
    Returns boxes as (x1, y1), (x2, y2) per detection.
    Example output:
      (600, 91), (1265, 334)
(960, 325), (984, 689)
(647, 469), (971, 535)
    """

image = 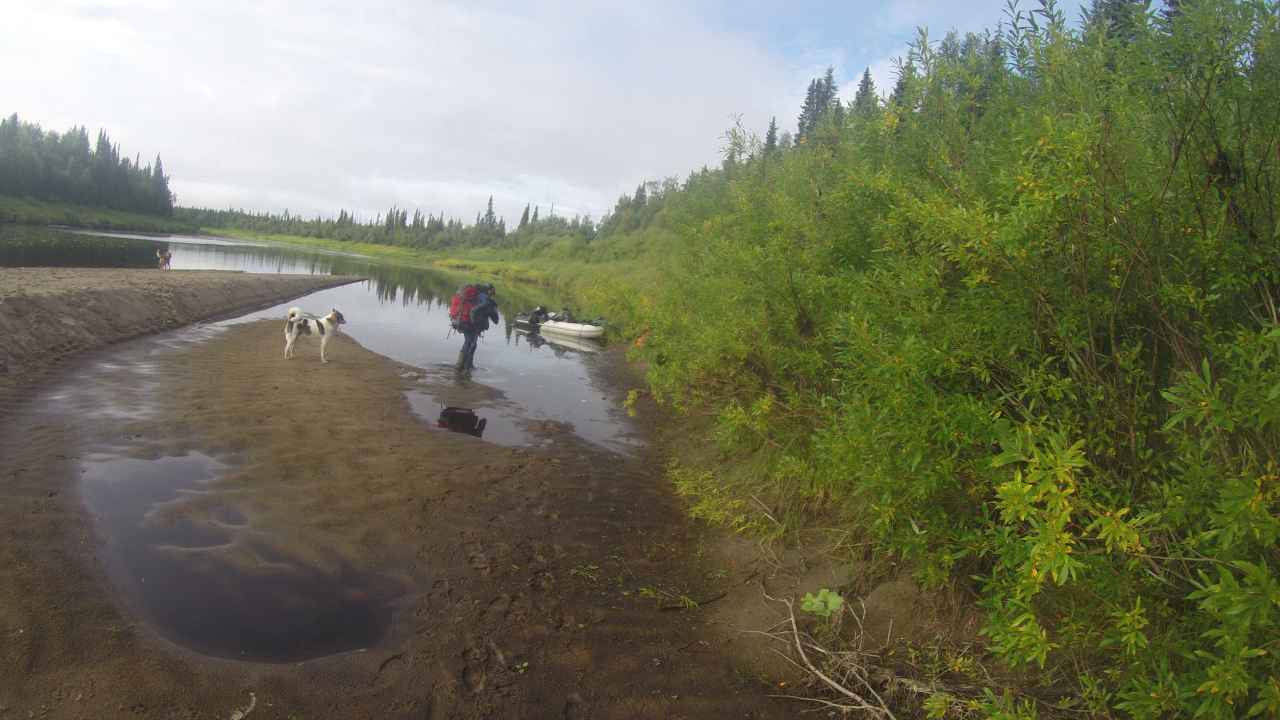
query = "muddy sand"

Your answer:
(0, 270), (798, 719)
